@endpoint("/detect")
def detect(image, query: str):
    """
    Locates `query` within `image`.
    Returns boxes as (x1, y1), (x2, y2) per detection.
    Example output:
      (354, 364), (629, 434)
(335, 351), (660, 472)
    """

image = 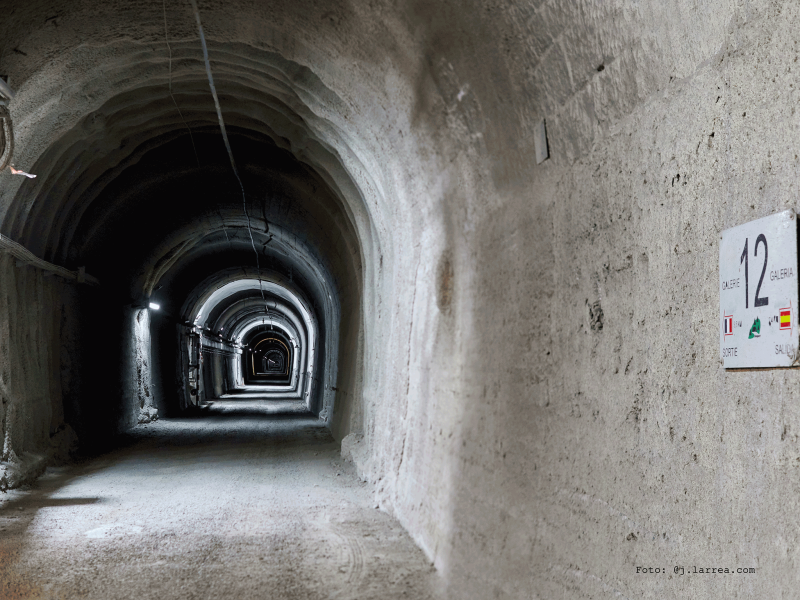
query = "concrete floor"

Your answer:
(0, 401), (440, 600)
